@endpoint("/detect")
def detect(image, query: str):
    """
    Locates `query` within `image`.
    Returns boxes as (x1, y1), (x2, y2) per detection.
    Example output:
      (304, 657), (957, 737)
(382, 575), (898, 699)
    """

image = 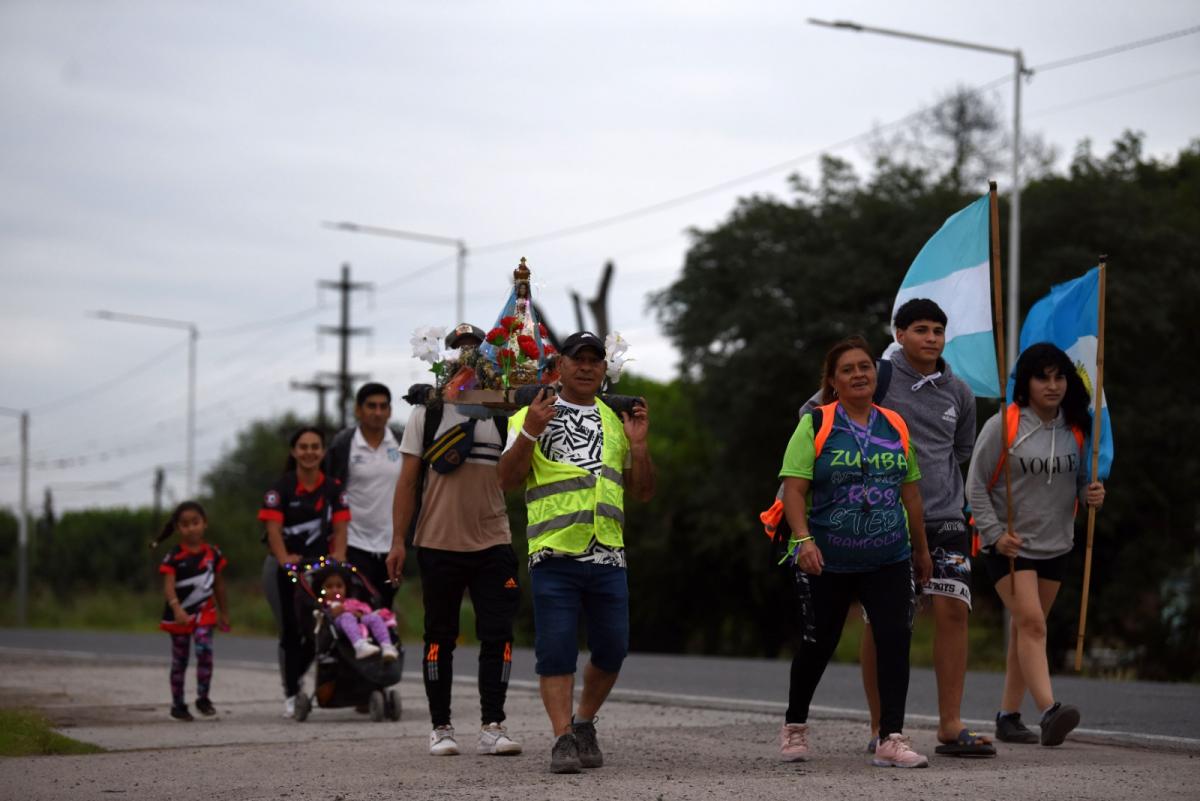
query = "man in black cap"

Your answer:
(499, 331), (656, 774)
(387, 323), (523, 758)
